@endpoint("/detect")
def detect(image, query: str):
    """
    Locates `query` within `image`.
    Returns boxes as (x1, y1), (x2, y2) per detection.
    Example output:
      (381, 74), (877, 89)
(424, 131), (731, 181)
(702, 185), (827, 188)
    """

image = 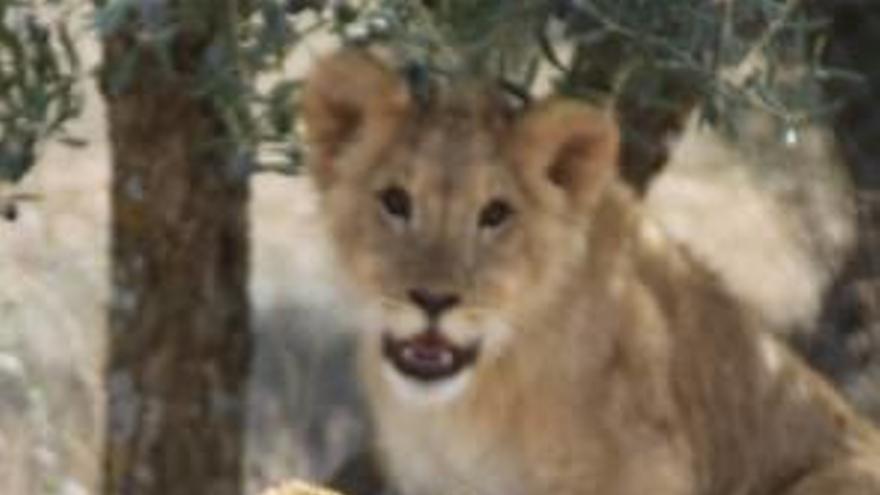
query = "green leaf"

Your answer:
(92, 0), (137, 37)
